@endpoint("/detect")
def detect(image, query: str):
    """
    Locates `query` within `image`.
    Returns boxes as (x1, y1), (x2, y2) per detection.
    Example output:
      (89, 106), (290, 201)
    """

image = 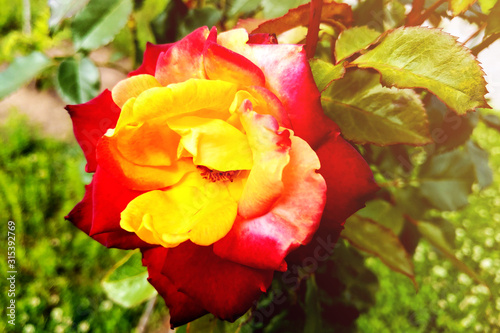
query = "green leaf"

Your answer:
(56, 56), (100, 104)
(102, 251), (157, 308)
(356, 199), (405, 234)
(48, 0), (89, 28)
(416, 220), (488, 287)
(352, 27), (488, 114)
(71, 0), (133, 51)
(185, 312), (252, 333)
(394, 187), (429, 221)
(450, 0), (476, 15)
(418, 149), (475, 211)
(335, 26), (380, 62)
(479, 0), (498, 14)
(261, 0), (309, 18)
(342, 215), (415, 283)
(466, 140), (493, 189)
(353, 0), (405, 31)
(178, 7), (222, 38)
(382, 0), (406, 30)
(304, 275), (322, 333)
(353, 0), (383, 31)
(0, 52), (52, 99)
(309, 59), (345, 92)
(425, 95), (477, 151)
(321, 69), (431, 145)
(485, 1), (500, 36)
(227, 0), (261, 17)
(134, 0), (171, 49)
